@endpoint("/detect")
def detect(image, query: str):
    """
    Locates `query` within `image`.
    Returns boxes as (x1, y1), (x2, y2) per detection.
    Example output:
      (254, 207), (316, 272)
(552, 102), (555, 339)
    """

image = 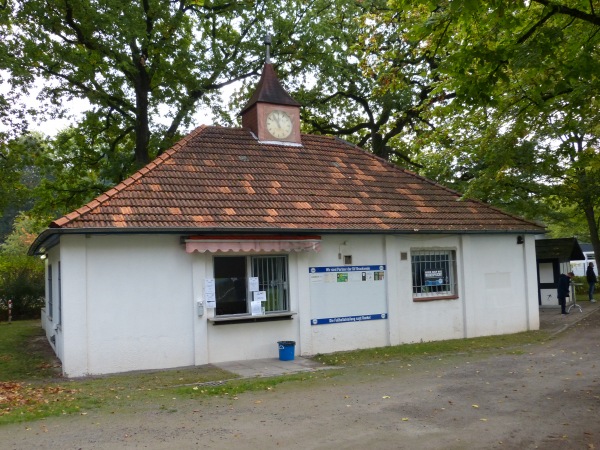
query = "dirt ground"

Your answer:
(1, 311), (599, 450)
